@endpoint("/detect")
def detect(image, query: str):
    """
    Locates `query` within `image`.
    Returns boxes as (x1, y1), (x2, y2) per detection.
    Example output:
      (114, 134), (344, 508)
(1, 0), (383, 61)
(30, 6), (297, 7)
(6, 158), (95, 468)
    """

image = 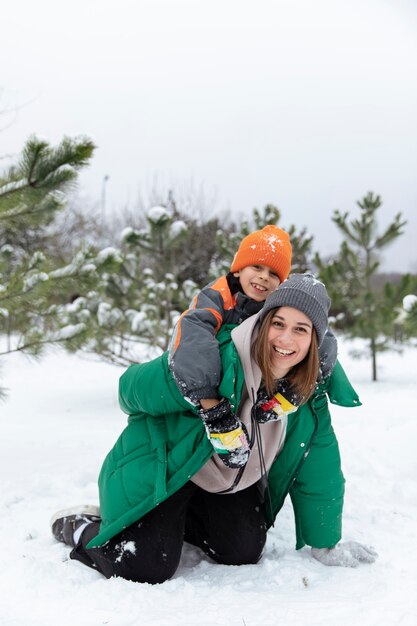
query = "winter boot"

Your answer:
(51, 505), (101, 547)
